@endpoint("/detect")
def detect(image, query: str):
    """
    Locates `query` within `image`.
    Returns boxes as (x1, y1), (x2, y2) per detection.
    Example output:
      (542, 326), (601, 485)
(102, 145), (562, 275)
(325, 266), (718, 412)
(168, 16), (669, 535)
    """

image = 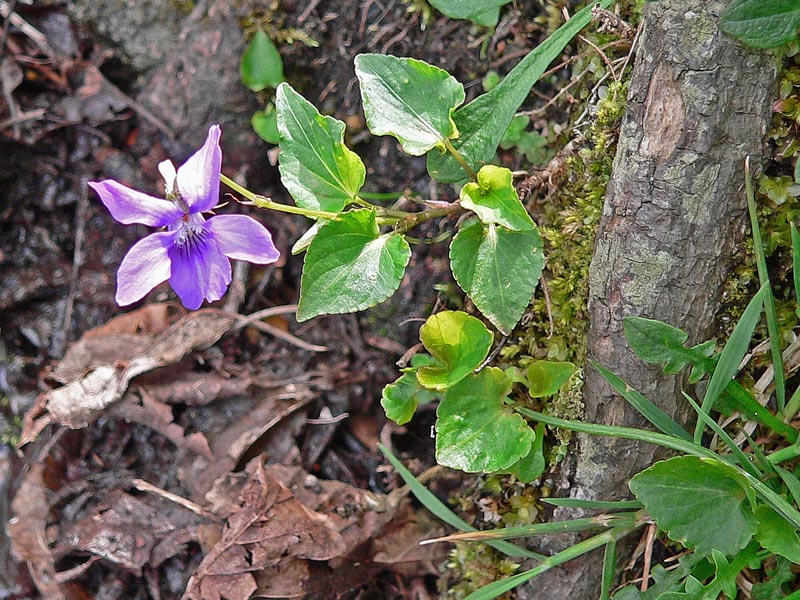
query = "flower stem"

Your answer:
(442, 138), (477, 181)
(220, 174), (339, 221)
